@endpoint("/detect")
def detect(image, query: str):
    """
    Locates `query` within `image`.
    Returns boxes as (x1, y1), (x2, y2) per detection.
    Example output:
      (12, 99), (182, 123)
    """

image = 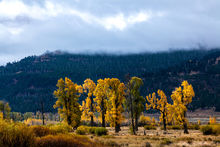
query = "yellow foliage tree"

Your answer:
(168, 80), (195, 134)
(53, 77), (83, 128)
(106, 78), (126, 133)
(146, 90), (169, 131)
(0, 101), (11, 120)
(93, 78), (109, 127)
(139, 113), (151, 125)
(209, 116), (216, 124)
(81, 79), (96, 126)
